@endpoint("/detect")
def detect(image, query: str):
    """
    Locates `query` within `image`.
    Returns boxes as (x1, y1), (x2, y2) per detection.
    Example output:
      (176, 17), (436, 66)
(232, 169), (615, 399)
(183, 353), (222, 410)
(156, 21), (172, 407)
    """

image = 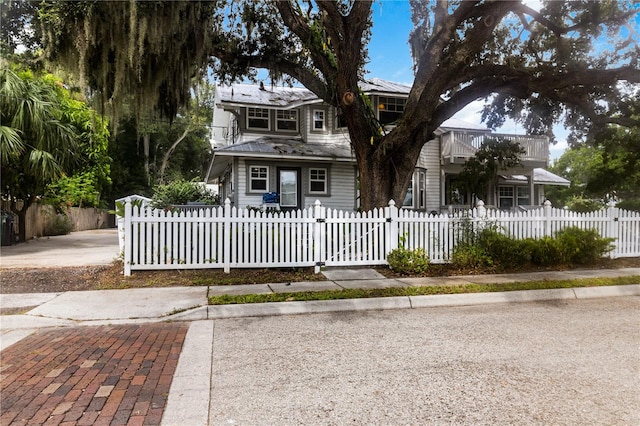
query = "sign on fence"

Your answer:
(122, 199), (640, 276)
